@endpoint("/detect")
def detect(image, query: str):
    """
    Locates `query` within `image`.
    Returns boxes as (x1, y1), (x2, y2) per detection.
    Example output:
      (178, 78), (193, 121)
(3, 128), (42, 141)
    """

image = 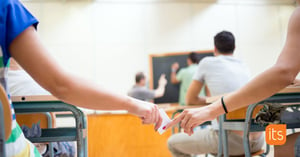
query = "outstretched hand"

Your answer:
(131, 98), (163, 131)
(141, 103), (163, 131)
(171, 62), (180, 71)
(164, 107), (214, 136)
(158, 74), (167, 86)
